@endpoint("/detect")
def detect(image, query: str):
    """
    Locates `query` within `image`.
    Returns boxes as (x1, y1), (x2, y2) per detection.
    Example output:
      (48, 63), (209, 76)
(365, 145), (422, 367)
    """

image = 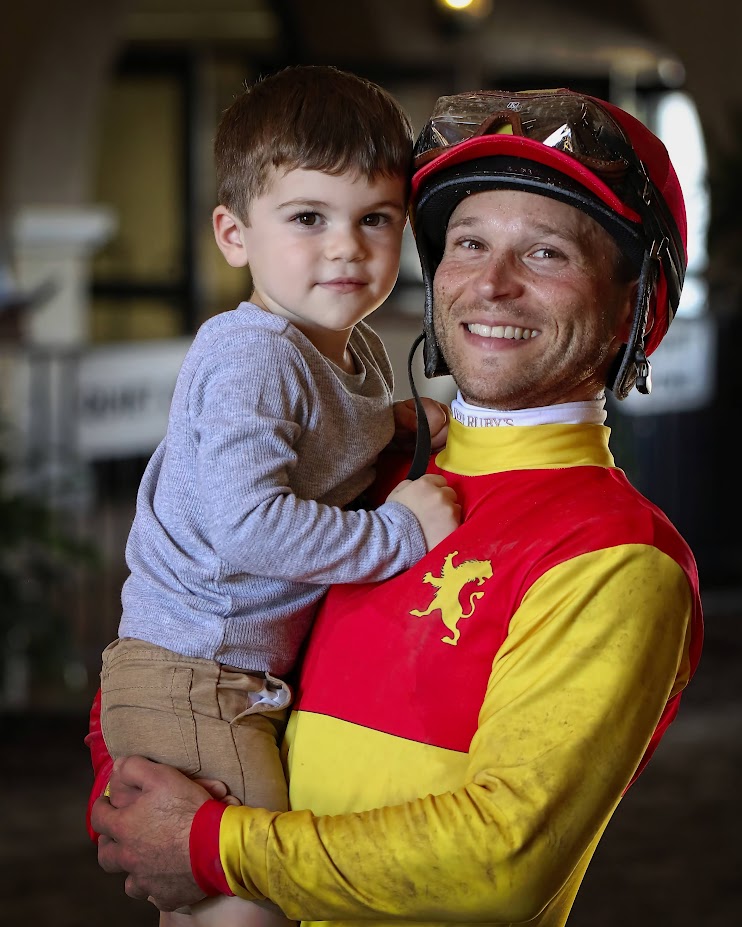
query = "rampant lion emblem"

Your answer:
(410, 550), (493, 646)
